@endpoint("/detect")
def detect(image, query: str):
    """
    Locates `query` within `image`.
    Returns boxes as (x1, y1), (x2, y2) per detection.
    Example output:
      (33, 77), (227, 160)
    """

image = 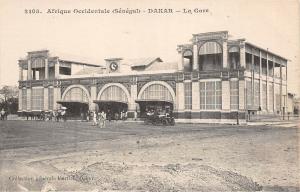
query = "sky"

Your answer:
(0, 0), (299, 95)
